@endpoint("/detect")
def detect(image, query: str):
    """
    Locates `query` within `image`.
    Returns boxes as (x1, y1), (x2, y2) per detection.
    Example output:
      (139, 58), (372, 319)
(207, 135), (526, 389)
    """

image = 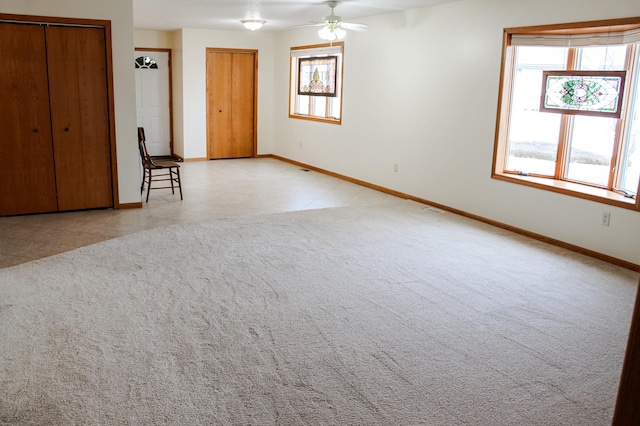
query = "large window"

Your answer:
(493, 18), (640, 210)
(289, 42), (343, 124)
